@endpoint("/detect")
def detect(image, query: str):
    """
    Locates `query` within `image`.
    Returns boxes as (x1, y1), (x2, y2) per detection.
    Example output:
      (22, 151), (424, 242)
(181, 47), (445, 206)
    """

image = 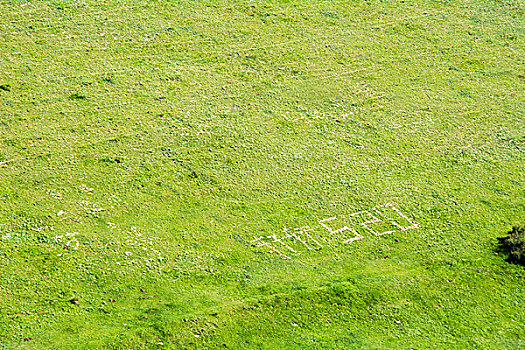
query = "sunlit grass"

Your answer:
(0, 0), (524, 348)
